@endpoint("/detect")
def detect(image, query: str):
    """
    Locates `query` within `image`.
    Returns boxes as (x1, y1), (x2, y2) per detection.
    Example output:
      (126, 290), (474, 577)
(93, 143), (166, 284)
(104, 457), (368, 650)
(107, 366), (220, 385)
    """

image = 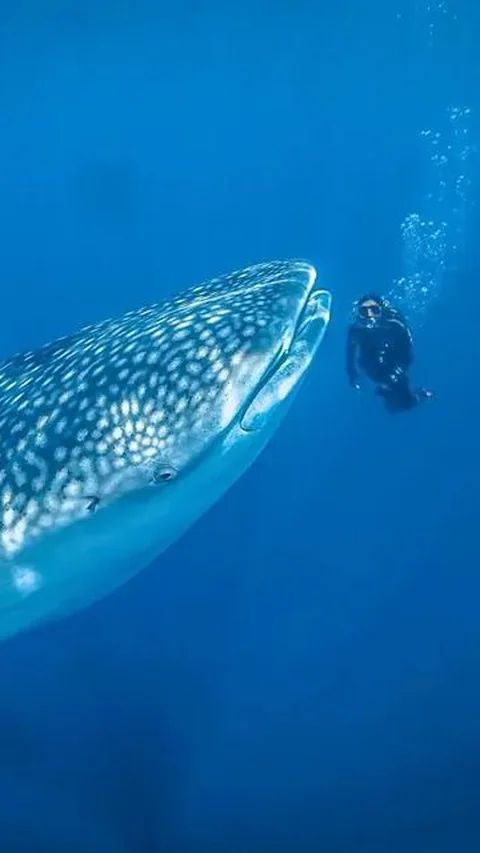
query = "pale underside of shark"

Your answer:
(0, 260), (331, 642)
